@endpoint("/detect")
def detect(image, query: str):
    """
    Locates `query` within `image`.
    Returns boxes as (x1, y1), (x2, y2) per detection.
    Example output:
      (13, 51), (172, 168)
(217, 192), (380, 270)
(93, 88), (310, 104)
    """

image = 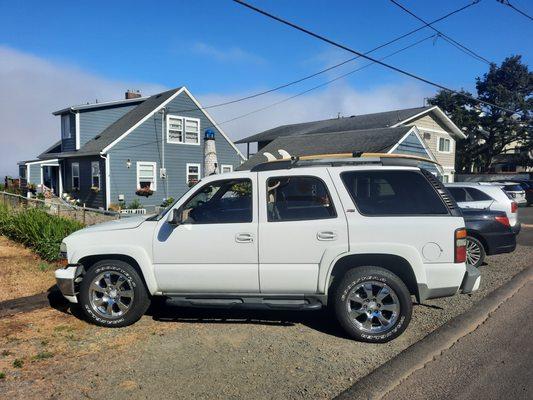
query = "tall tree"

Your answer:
(429, 55), (532, 173)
